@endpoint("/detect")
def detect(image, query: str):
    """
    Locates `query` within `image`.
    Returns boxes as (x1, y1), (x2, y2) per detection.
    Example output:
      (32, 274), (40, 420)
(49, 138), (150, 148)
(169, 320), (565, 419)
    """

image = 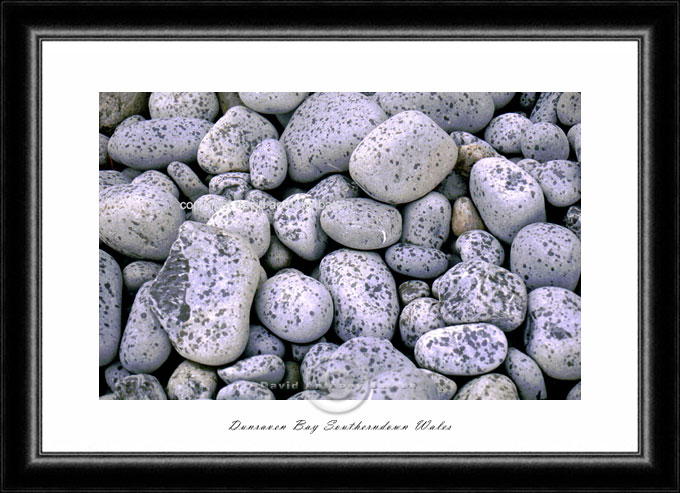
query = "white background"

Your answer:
(42, 41), (638, 452)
